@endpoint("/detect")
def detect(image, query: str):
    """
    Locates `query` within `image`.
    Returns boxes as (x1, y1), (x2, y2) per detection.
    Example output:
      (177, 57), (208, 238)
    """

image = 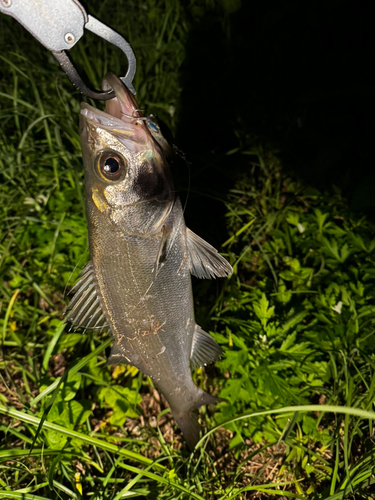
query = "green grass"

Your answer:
(1, 1), (375, 499)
